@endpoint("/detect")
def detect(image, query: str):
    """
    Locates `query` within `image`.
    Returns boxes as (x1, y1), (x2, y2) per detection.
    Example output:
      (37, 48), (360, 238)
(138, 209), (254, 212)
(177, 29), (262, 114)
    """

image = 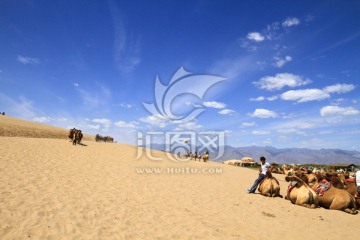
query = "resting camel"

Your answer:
(303, 173), (357, 214)
(332, 177), (360, 210)
(271, 166), (283, 174)
(281, 165), (294, 176)
(285, 175), (318, 208)
(258, 171), (282, 198)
